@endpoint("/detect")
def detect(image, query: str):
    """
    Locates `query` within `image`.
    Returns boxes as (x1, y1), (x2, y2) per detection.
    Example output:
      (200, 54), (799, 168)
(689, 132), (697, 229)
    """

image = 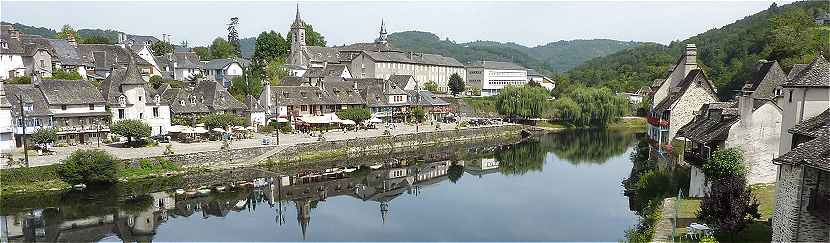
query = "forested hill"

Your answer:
(565, 1), (830, 98)
(388, 31), (640, 74)
(1, 21), (138, 44)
